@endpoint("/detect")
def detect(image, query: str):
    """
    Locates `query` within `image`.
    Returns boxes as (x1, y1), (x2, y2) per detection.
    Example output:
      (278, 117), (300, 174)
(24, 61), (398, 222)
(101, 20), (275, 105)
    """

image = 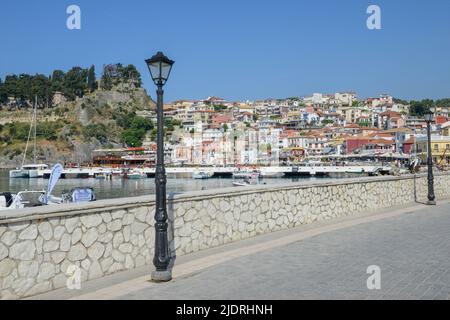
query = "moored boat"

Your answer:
(192, 170), (213, 179)
(232, 181), (252, 187)
(122, 170), (146, 179)
(9, 169), (28, 179)
(10, 164), (49, 179)
(0, 191), (46, 211)
(232, 170), (260, 180)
